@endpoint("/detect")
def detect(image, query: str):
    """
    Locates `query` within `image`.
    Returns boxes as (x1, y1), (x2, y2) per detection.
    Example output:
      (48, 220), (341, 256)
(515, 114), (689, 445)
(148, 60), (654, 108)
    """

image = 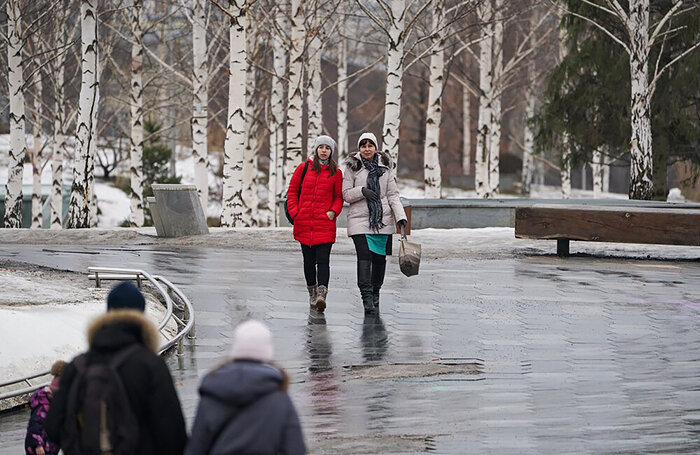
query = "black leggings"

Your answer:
(351, 235), (387, 266)
(300, 243), (333, 287)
